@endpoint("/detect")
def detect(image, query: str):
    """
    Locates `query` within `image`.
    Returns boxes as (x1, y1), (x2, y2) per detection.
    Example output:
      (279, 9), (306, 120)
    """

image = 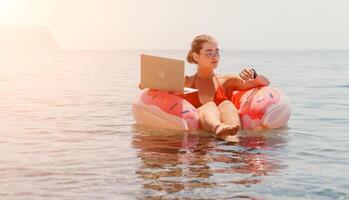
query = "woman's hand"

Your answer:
(239, 68), (257, 81)
(138, 83), (144, 90)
